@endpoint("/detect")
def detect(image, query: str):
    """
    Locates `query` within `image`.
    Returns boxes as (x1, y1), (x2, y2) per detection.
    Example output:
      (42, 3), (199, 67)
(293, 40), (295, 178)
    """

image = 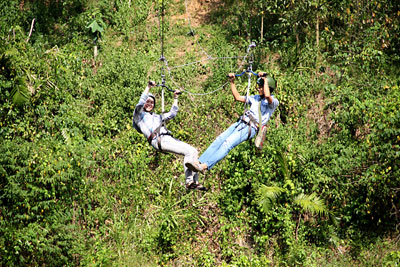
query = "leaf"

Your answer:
(294, 193), (328, 217)
(11, 77), (29, 106)
(276, 150), (290, 180)
(87, 20), (104, 34)
(256, 185), (285, 213)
